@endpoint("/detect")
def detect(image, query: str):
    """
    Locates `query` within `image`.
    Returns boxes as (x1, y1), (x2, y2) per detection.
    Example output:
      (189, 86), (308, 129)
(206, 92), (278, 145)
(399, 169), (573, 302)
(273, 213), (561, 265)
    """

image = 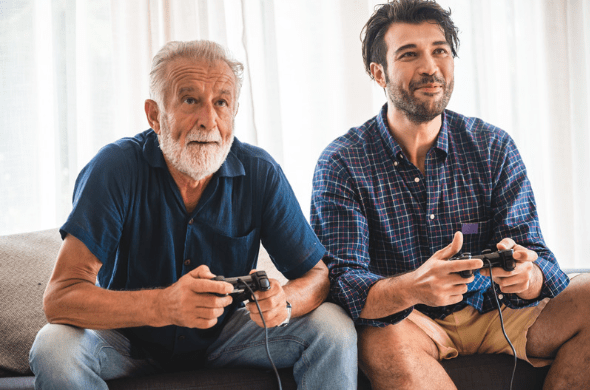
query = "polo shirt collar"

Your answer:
(216, 142), (245, 178)
(143, 130), (167, 168)
(142, 129), (245, 178)
(376, 104), (449, 160)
